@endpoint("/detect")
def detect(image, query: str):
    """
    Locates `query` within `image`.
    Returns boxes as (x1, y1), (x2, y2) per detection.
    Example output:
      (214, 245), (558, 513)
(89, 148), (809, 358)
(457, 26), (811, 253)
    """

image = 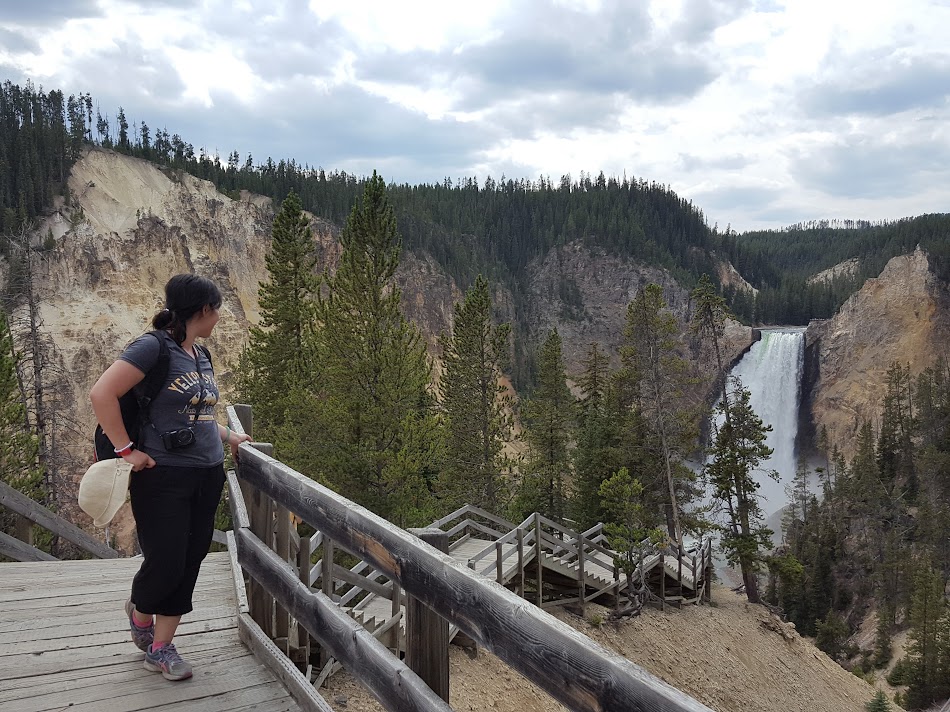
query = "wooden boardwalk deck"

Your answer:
(0, 553), (306, 712)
